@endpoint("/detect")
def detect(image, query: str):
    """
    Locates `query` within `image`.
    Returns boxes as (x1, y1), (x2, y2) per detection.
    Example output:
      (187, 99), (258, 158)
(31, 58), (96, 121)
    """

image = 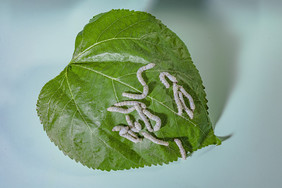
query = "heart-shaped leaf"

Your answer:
(36, 9), (221, 171)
